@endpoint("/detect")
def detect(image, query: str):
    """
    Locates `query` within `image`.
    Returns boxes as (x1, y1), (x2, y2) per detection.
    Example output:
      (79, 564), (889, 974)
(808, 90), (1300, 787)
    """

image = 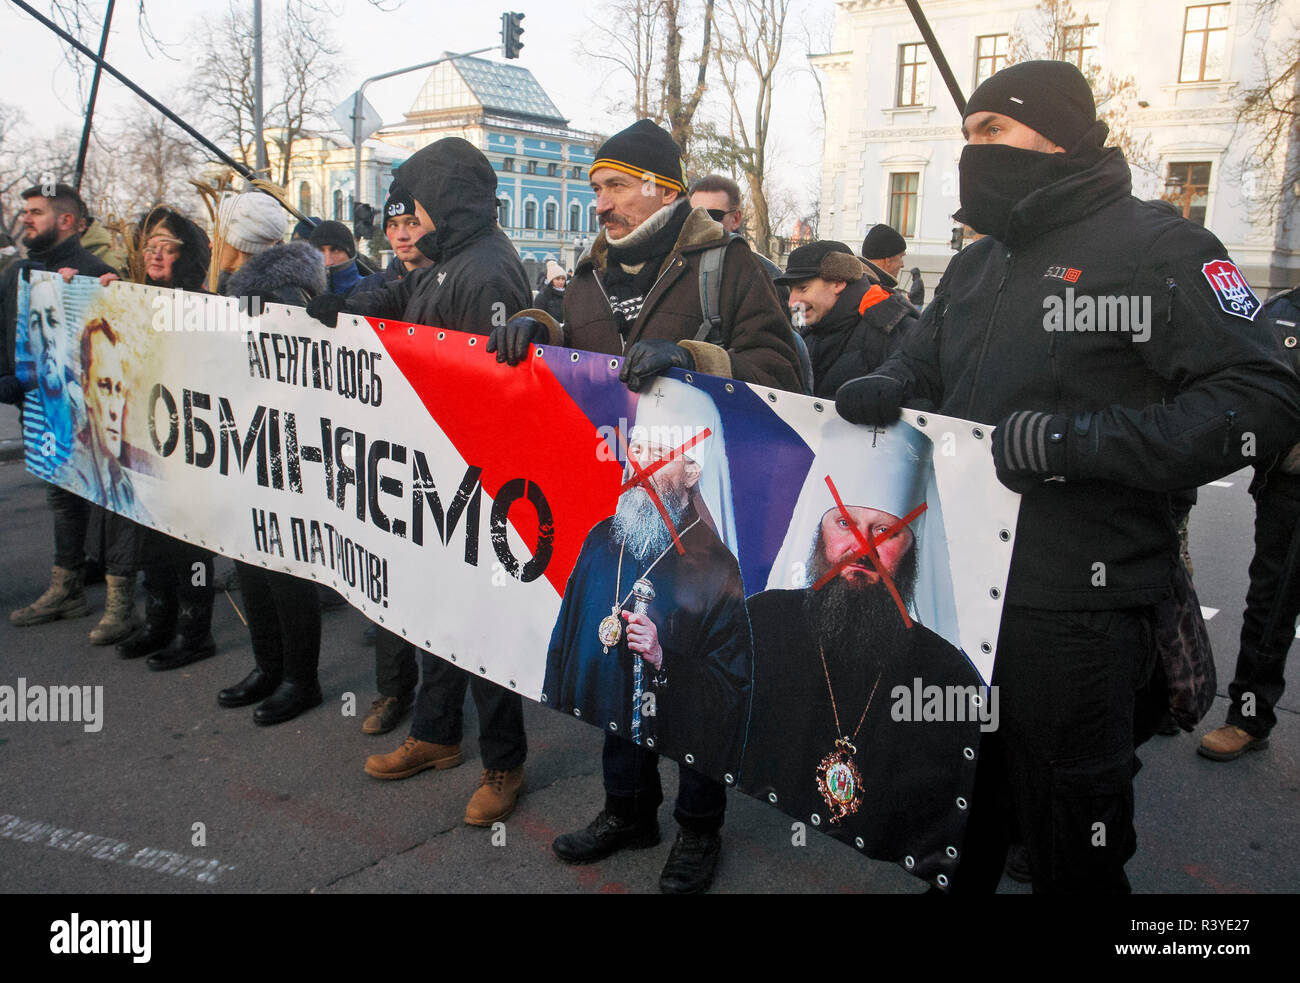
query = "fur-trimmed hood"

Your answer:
(581, 205), (727, 278)
(224, 240), (326, 303)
